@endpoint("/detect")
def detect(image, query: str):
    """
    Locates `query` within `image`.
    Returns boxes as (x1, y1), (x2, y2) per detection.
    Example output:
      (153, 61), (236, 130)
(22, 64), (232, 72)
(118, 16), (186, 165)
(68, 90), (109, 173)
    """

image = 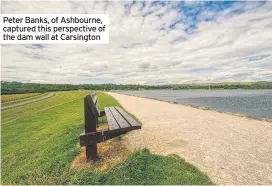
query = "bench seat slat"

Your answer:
(114, 107), (141, 127)
(109, 107), (131, 129)
(104, 107), (120, 130)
